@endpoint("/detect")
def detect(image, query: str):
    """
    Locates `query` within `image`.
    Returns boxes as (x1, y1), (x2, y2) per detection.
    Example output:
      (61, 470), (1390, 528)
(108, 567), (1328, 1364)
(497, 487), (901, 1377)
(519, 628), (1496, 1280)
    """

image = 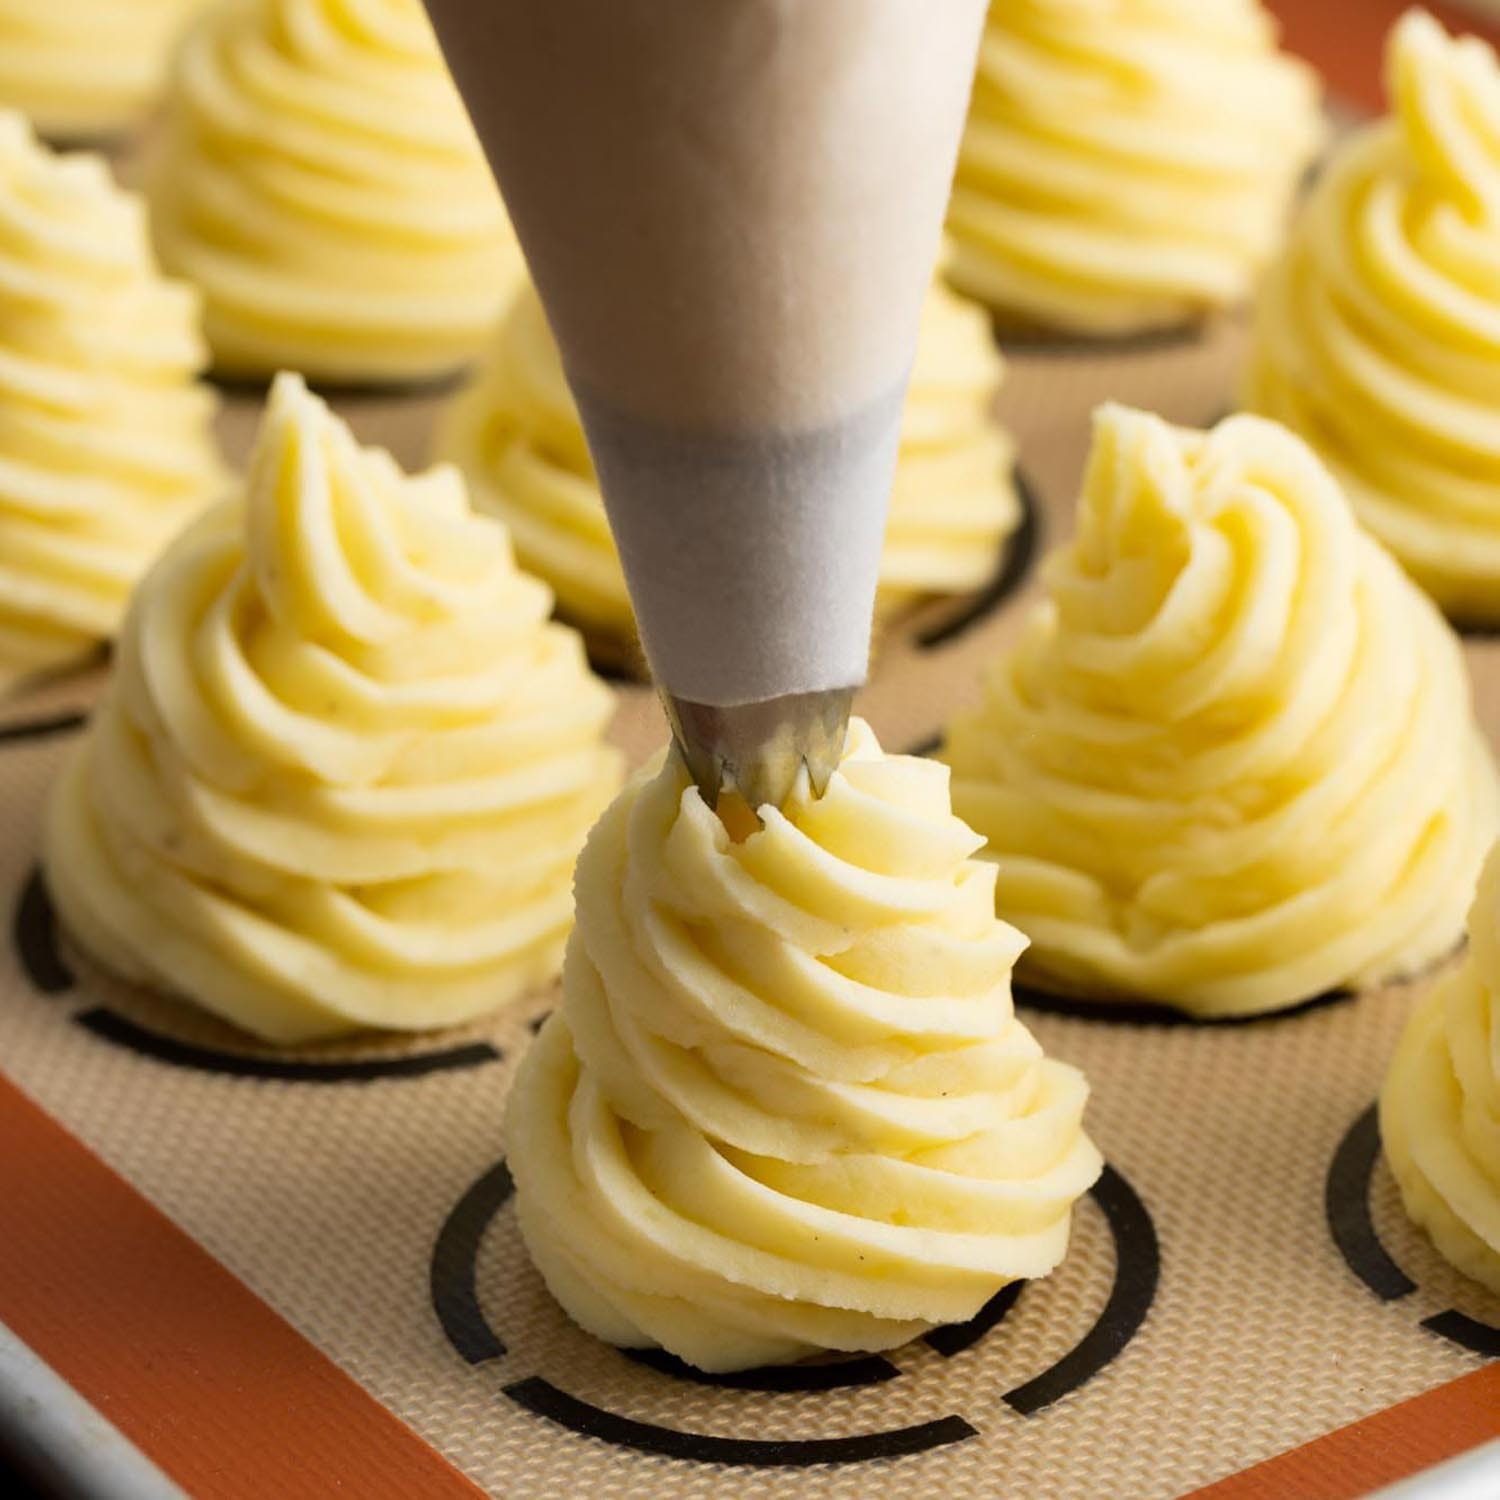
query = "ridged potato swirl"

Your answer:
(1380, 840), (1500, 1296)
(46, 374), (622, 1044)
(0, 1), (207, 139)
(0, 113), (225, 694)
(436, 275), (1022, 643)
(1246, 12), (1500, 621)
(946, 405), (1498, 1018)
(1382, 840), (1500, 1295)
(147, 0), (520, 385)
(508, 720), (1100, 1372)
(947, 0), (1323, 336)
